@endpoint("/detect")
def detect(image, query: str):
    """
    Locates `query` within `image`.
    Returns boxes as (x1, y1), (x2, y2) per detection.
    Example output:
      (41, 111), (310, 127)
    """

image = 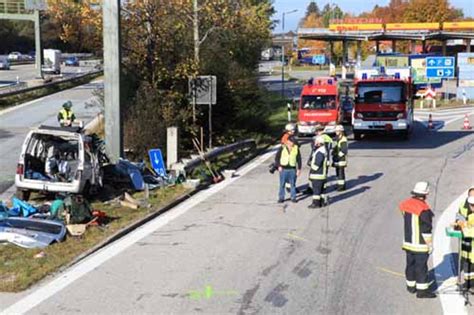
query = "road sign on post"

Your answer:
(312, 55), (326, 65)
(189, 75), (217, 105)
(189, 75), (217, 149)
(426, 57), (455, 78)
(149, 149), (167, 177)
